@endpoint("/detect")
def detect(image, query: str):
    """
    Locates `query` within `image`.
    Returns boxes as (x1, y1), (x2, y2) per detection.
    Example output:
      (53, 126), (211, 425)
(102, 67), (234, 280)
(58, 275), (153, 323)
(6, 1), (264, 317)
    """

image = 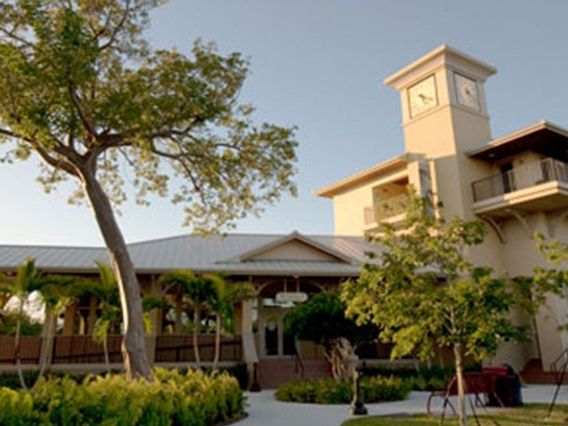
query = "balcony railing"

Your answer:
(471, 158), (568, 203)
(364, 193), (409, 225)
